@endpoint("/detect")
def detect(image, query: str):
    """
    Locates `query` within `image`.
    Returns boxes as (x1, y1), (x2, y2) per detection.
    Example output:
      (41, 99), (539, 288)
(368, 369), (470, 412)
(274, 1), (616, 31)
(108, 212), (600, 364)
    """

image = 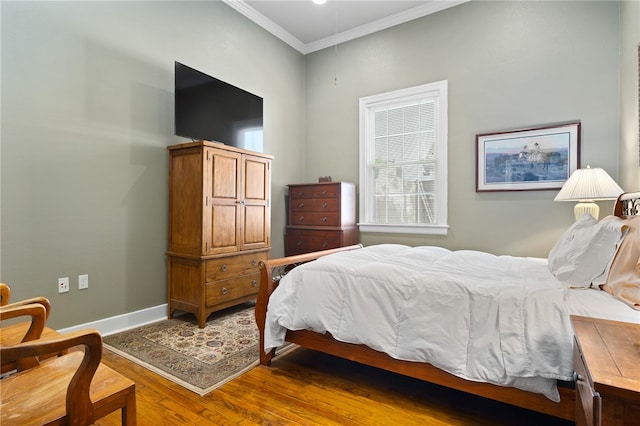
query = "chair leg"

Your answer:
(121, 388), (137, 426)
